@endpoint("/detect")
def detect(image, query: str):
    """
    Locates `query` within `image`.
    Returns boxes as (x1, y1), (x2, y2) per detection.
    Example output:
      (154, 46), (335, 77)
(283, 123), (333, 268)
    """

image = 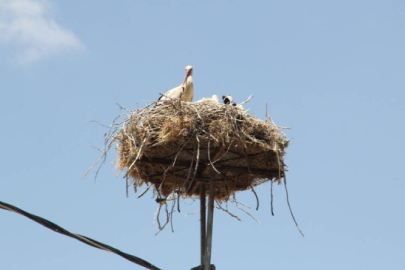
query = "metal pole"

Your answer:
(204, 169), (215, 270)
(200, 182), (206, 269)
